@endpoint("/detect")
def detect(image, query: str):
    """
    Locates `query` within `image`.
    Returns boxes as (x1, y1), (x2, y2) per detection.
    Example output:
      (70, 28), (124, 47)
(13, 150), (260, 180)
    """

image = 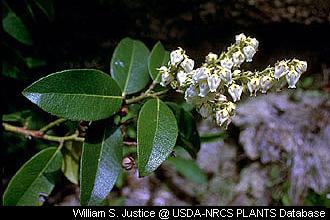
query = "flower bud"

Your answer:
(177, 71), (187, 86)
(192, 67), (209, 84)
(286, 70), (300, 89)
(232, 69), (241, 77)
(247, 77), (260, 96)
(235, 33), (247, 44)
(218, 67), (232, 84)
(215, 94), (227, 103)
(220, 57), (234, 70)
(228, 84), (243, 102)
(243, 45), (256, 62)
(205, 53), (218, 64)
(232, 50), (245, 66)
(170, 47), (185, 66)
(207, 74), (221, 92)
(274, 61), (289, 79)
(259, 75), (273, 93)
(199, 103), (212, 118)
(180, 58), (194, 73)
(198, 81), (209, 97)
